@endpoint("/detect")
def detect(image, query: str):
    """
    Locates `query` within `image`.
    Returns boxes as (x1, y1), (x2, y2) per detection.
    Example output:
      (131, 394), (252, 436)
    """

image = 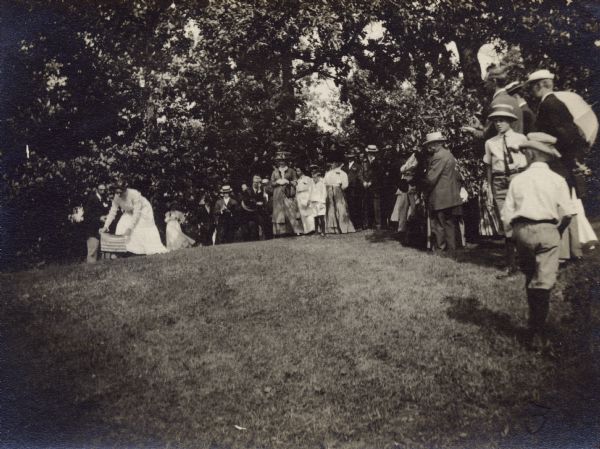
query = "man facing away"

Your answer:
(501, 132), (576, 348)
(84, 183), (109, 263)
(421, 132), (463, 253)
